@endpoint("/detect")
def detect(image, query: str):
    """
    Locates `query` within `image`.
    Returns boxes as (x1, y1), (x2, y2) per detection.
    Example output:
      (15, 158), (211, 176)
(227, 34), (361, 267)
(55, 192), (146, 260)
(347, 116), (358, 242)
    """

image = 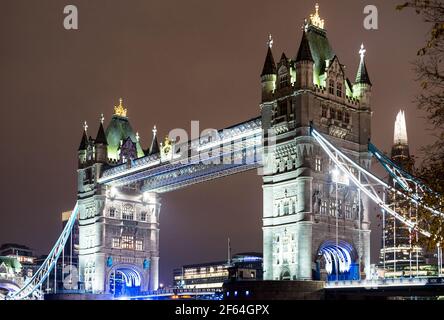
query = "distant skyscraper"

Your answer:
(379, 110), (426, 277)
